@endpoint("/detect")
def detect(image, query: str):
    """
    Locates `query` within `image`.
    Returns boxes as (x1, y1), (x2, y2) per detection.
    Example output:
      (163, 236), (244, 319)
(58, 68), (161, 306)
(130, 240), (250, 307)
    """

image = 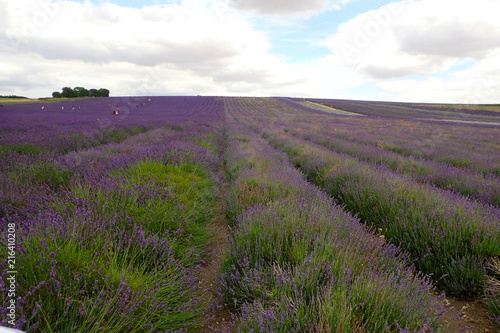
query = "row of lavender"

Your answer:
(286, 123), (500, 207)
(237, 97), (500, 206)
(282, 97), (500, 178)
(262, 130), (500, 293)
(0, 96), (221, 155)
(229, 97), (499, 324)
(280, 97), (500, 181)
(0, 96), (223, 215)
(1, 97), (225, 331)
(221, 106), (444, 331)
